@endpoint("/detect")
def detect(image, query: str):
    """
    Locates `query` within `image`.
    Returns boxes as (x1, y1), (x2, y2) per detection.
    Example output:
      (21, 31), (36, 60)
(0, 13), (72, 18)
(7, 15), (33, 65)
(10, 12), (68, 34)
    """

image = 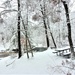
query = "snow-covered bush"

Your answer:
(48, 59), (75, 75)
